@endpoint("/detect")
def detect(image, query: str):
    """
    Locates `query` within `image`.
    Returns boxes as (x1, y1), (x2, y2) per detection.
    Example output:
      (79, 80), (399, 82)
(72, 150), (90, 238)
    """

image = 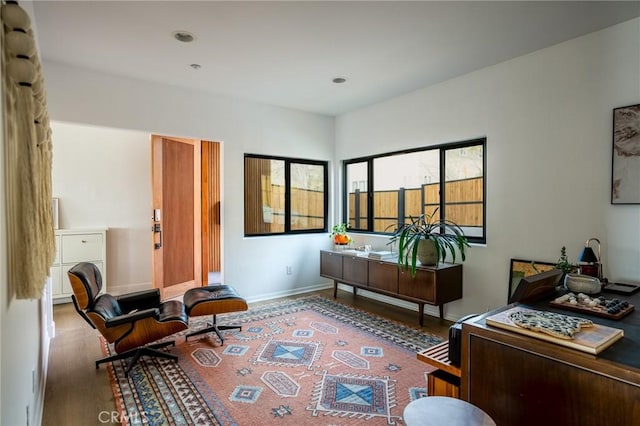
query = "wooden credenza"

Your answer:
(461, 292), (640, 426)
(320, 250), (462, 324)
